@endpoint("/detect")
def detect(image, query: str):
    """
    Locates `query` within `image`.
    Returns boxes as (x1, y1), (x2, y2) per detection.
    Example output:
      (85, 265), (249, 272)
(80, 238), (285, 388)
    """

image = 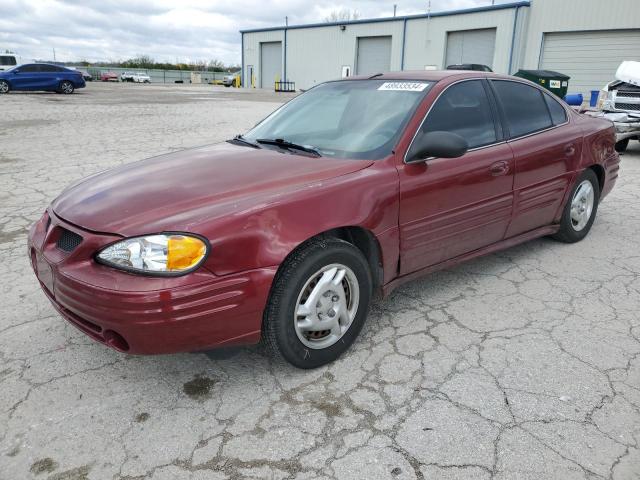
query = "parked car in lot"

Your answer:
(0, 63), (85, 94)
(120, 71), (135, 82)
(120, 72), (151, 83)
(131, 72), (151, 83)
(447, 63), (493, 72)
(29, 71), (619, 368)
(77, 69), (93, 81)
(100, 71), (118, 82)
(222, 73), (239, 87)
